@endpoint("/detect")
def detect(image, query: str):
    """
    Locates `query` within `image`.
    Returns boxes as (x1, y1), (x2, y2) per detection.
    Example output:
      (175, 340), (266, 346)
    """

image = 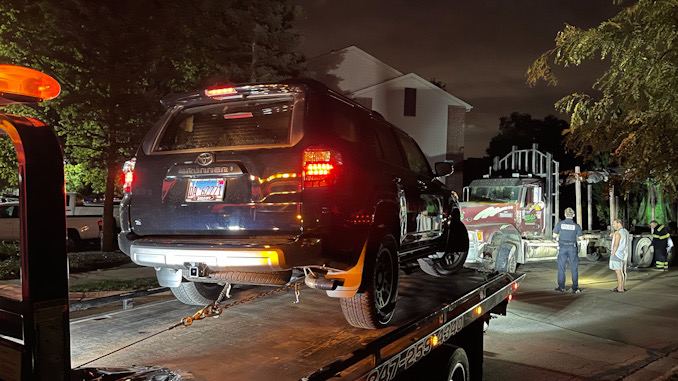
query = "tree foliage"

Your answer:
(527, 0), (678, 193)
(486, 112), (580, 166)
(0, 0), (305, 249)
